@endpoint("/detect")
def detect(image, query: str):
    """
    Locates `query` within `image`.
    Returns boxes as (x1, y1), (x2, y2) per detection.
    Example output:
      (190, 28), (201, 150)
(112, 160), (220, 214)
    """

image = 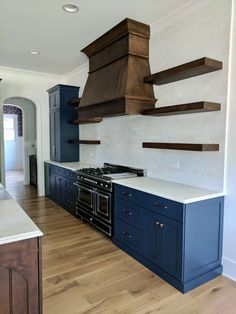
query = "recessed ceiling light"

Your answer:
(29, 50), (40, 55)
(63, 4), (79, 13)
